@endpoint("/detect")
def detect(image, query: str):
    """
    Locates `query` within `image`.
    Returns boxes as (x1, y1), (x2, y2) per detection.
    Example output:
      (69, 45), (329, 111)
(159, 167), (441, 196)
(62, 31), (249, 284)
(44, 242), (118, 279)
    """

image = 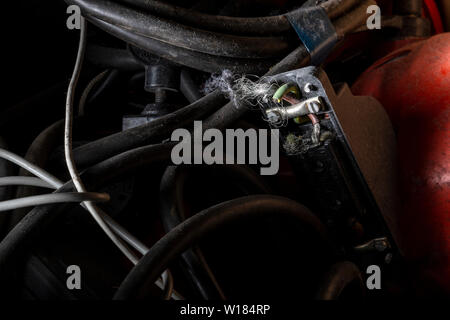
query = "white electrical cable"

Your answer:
(0, 149), (61, 187)
(64, 16), (139, 265)
(0, 18), (181, 299)
(0, 192), (109, 212)
(62, 17), (181, 299)
(0, 150), (134, 259)
(0, 149), (144, 252)
(0, 147), (182, 299)
(0, 176), (53, 188)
